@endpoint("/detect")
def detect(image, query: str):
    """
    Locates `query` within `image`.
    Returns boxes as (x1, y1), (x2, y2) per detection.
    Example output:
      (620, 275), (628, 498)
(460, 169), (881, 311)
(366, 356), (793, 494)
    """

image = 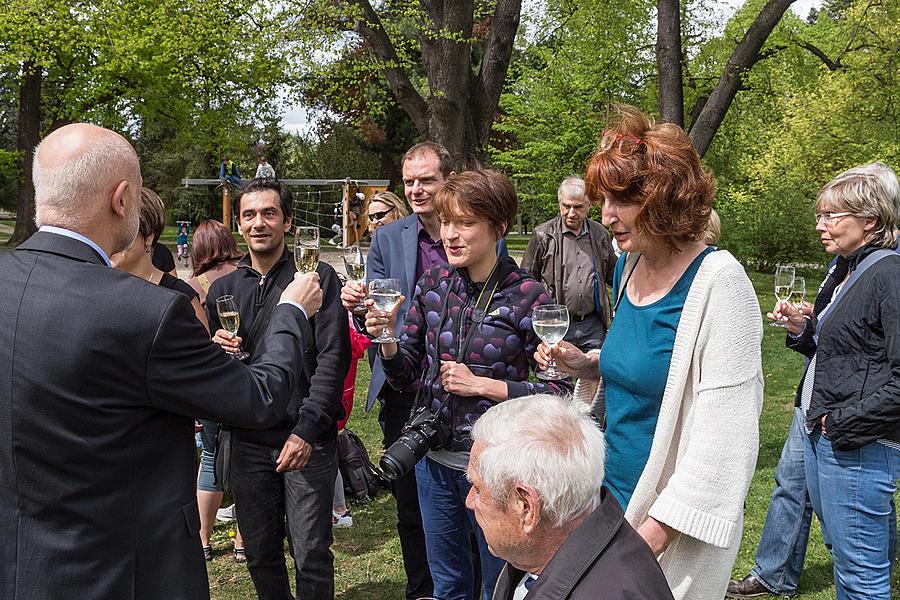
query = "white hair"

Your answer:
(33, 129), (137, 227)
(816, 161), (900, 249)
(558, 176), (586, 202)
(471, 394), (605, 528)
